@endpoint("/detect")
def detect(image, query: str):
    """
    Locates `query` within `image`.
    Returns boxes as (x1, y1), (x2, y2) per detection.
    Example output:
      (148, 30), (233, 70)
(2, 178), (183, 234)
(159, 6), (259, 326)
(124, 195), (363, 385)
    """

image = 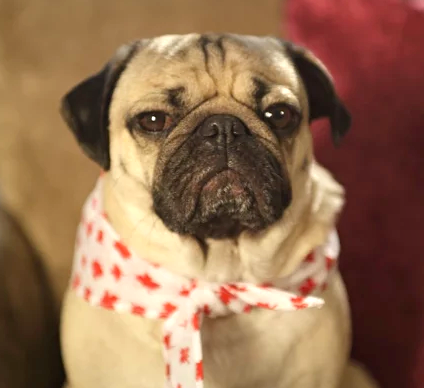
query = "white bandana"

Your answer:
(70, 177), (340, 388)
